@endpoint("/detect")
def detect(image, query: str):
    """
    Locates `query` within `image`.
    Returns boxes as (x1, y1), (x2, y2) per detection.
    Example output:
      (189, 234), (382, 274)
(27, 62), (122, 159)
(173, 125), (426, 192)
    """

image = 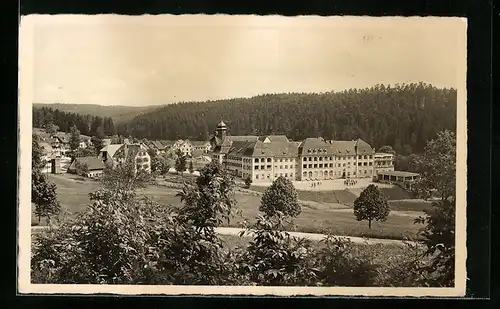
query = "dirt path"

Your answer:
(216, 227), (417, 246)
(31, 225), (418, 247)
